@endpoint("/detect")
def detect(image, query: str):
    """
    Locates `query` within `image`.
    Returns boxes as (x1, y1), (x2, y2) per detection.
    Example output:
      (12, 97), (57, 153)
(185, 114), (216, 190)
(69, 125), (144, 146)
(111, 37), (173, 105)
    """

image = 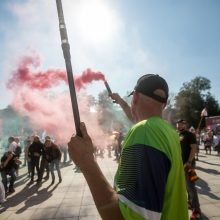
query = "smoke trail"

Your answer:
(7, 54), (67, 90)
(7, 54), (106, 91)
(75, 68), (105, 91)
(5, 52), (110, 145)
